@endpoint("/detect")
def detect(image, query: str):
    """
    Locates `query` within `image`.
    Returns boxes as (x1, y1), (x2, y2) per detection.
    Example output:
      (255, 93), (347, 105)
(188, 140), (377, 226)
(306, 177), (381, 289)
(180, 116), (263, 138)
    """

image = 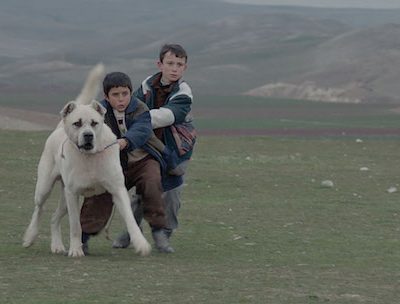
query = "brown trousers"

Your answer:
(80, 156), (166, 234)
